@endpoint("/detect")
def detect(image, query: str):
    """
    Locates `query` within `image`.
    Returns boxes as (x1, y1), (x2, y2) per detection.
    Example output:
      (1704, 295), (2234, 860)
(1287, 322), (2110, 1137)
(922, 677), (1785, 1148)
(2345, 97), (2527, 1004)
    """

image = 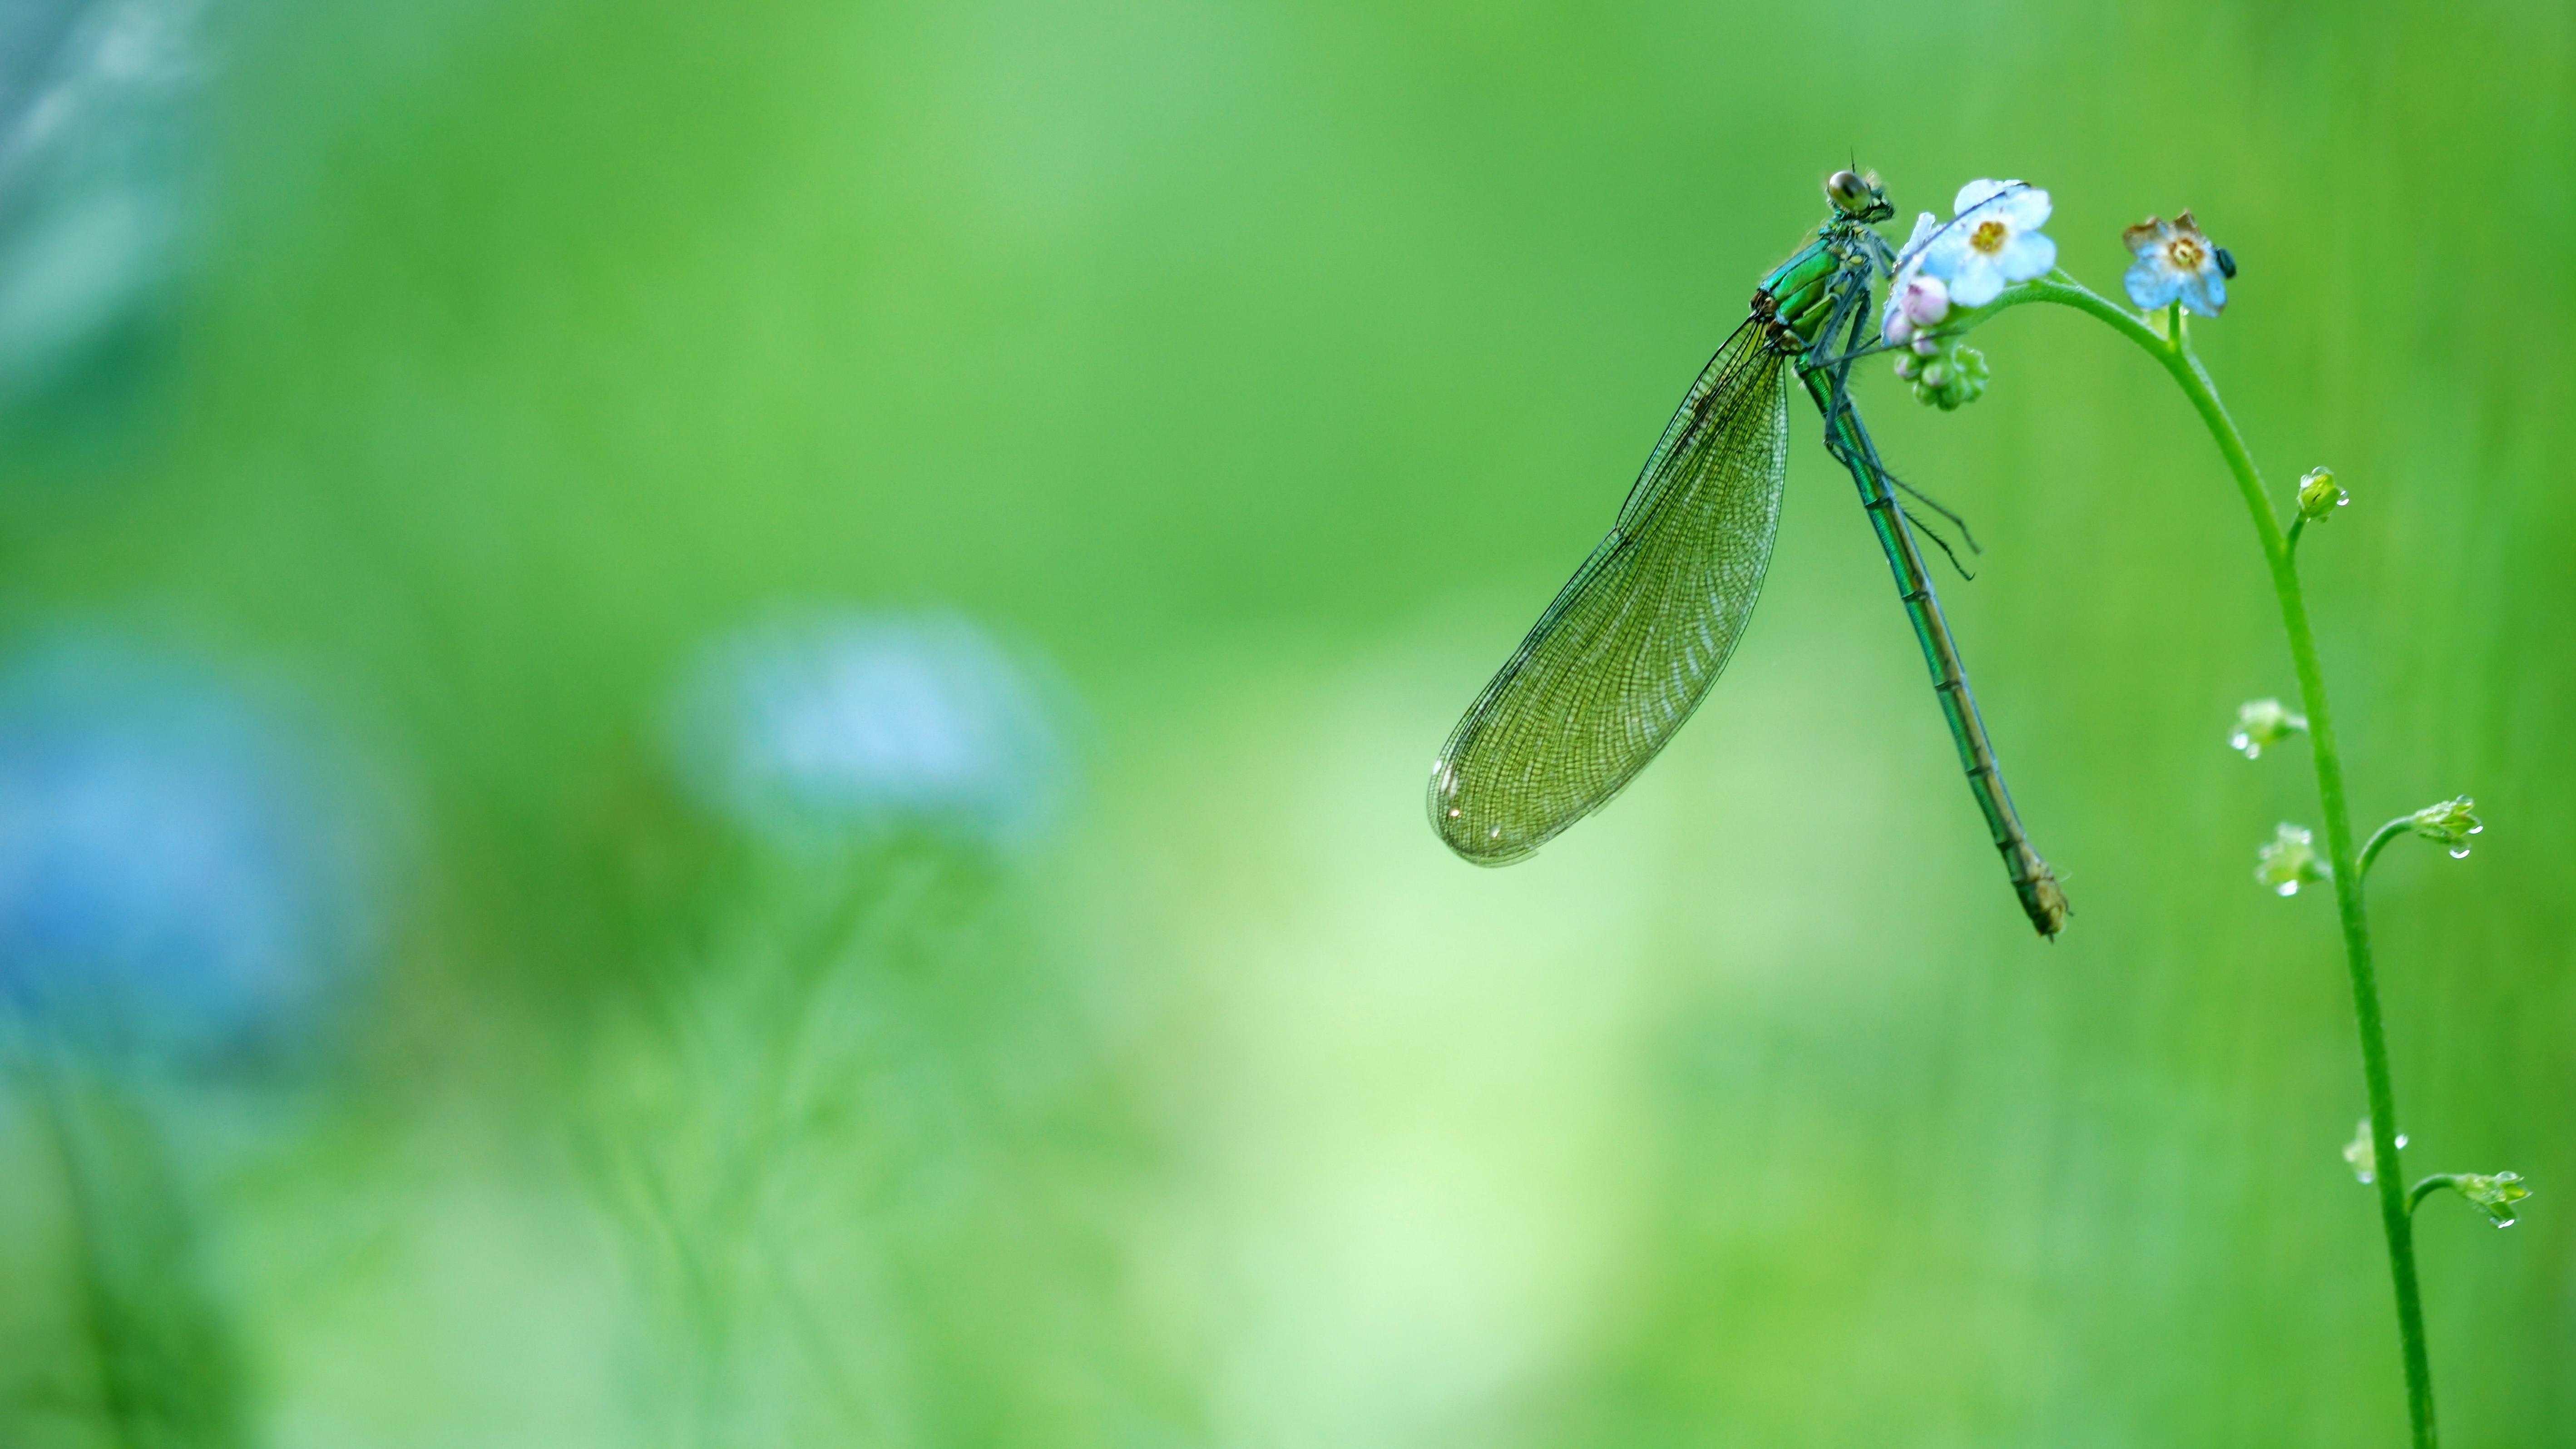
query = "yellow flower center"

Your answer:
(1970, 219), (2009, 254)
(2167, 236), (2204, 271)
